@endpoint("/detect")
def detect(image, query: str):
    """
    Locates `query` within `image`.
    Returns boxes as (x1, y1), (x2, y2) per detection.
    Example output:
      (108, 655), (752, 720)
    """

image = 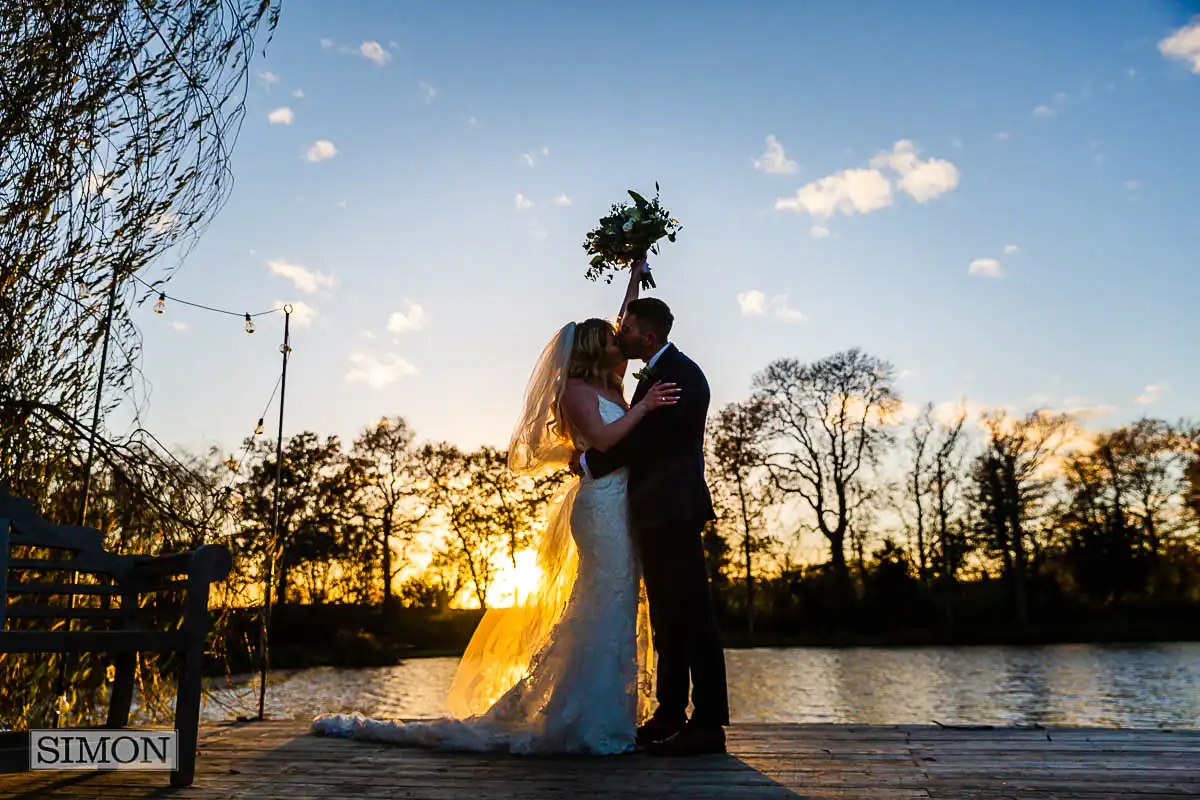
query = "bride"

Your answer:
(312, 262), (677, 754)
